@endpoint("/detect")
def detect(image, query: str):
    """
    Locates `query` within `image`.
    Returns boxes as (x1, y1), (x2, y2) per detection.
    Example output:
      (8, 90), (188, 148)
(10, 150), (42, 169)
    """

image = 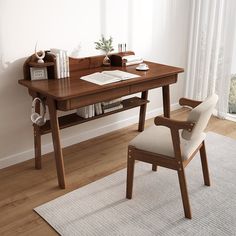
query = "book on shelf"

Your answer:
(76, 104), (96, 118)
(95, 103), (103, 115)
(76, 106), (89, 119)
(76, 98), (124, 118)
(80, 70), (139, 85)
(102, 98), (123, 113)
(60, 50), (65, 78)
(49, 48), (70, 79)
(102, 102), (122, 110)
(101, 98), (122, 106)
(103, 104), (123, 113)
(88, 104), (95, 118)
